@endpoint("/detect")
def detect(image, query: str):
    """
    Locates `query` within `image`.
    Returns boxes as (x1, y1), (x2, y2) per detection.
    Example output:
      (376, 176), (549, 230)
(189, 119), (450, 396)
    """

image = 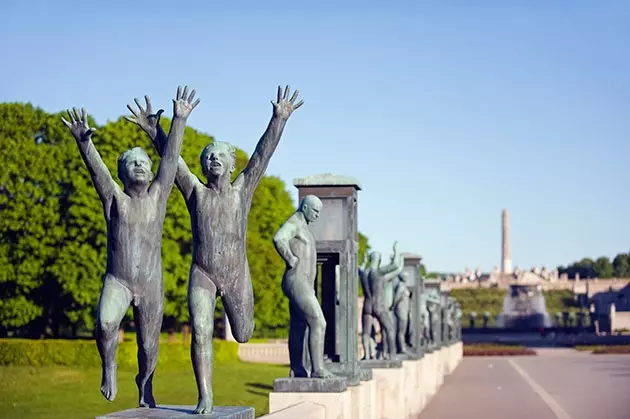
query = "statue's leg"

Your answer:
(221, 267), (255, 343)
(133, 283), (164, 408)
(286, 283), (330, 377)
(288, 302), (308, 378)
(374, 305), (396, 359)
(188, 265), (218, 415)
(395, 303), (409, 353)
(95, 275), (132, 402)
(361, 301), (373, 360)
